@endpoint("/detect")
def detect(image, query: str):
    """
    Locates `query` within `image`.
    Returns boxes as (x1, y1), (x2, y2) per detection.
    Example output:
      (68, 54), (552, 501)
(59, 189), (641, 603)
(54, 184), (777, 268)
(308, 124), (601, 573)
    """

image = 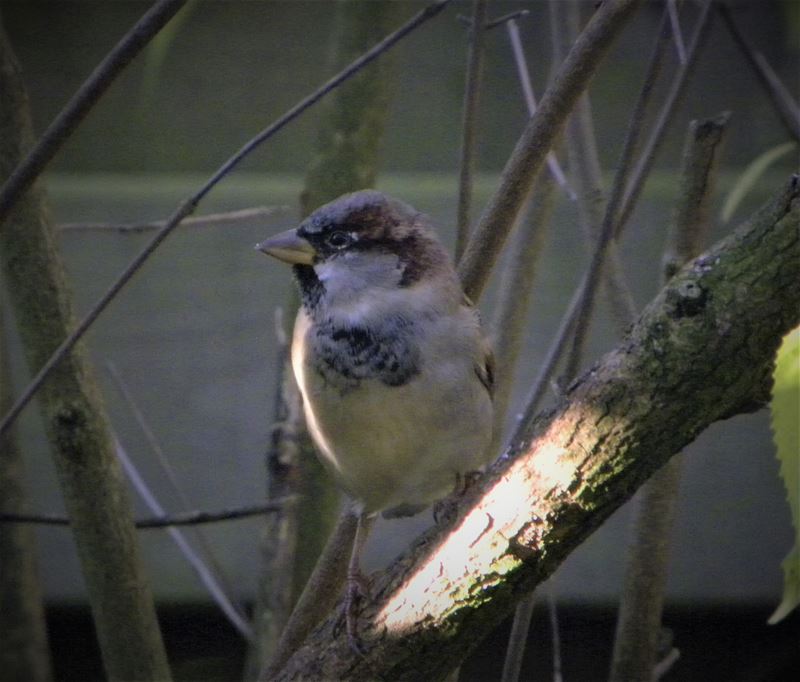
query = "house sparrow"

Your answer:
(256, 189), (494, 650)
